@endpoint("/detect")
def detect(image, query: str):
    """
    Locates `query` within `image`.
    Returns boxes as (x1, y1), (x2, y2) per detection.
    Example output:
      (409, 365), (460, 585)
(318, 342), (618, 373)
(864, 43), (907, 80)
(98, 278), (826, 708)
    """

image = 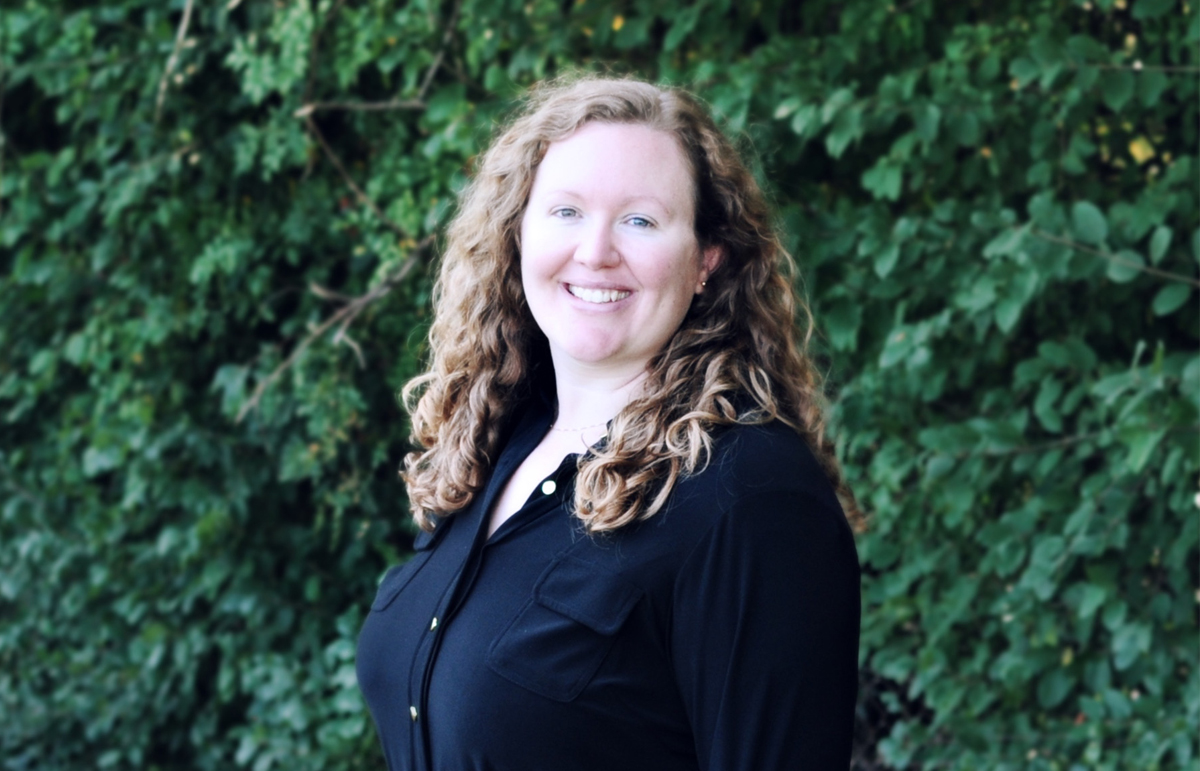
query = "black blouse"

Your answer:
(356, 398), (860, 771)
